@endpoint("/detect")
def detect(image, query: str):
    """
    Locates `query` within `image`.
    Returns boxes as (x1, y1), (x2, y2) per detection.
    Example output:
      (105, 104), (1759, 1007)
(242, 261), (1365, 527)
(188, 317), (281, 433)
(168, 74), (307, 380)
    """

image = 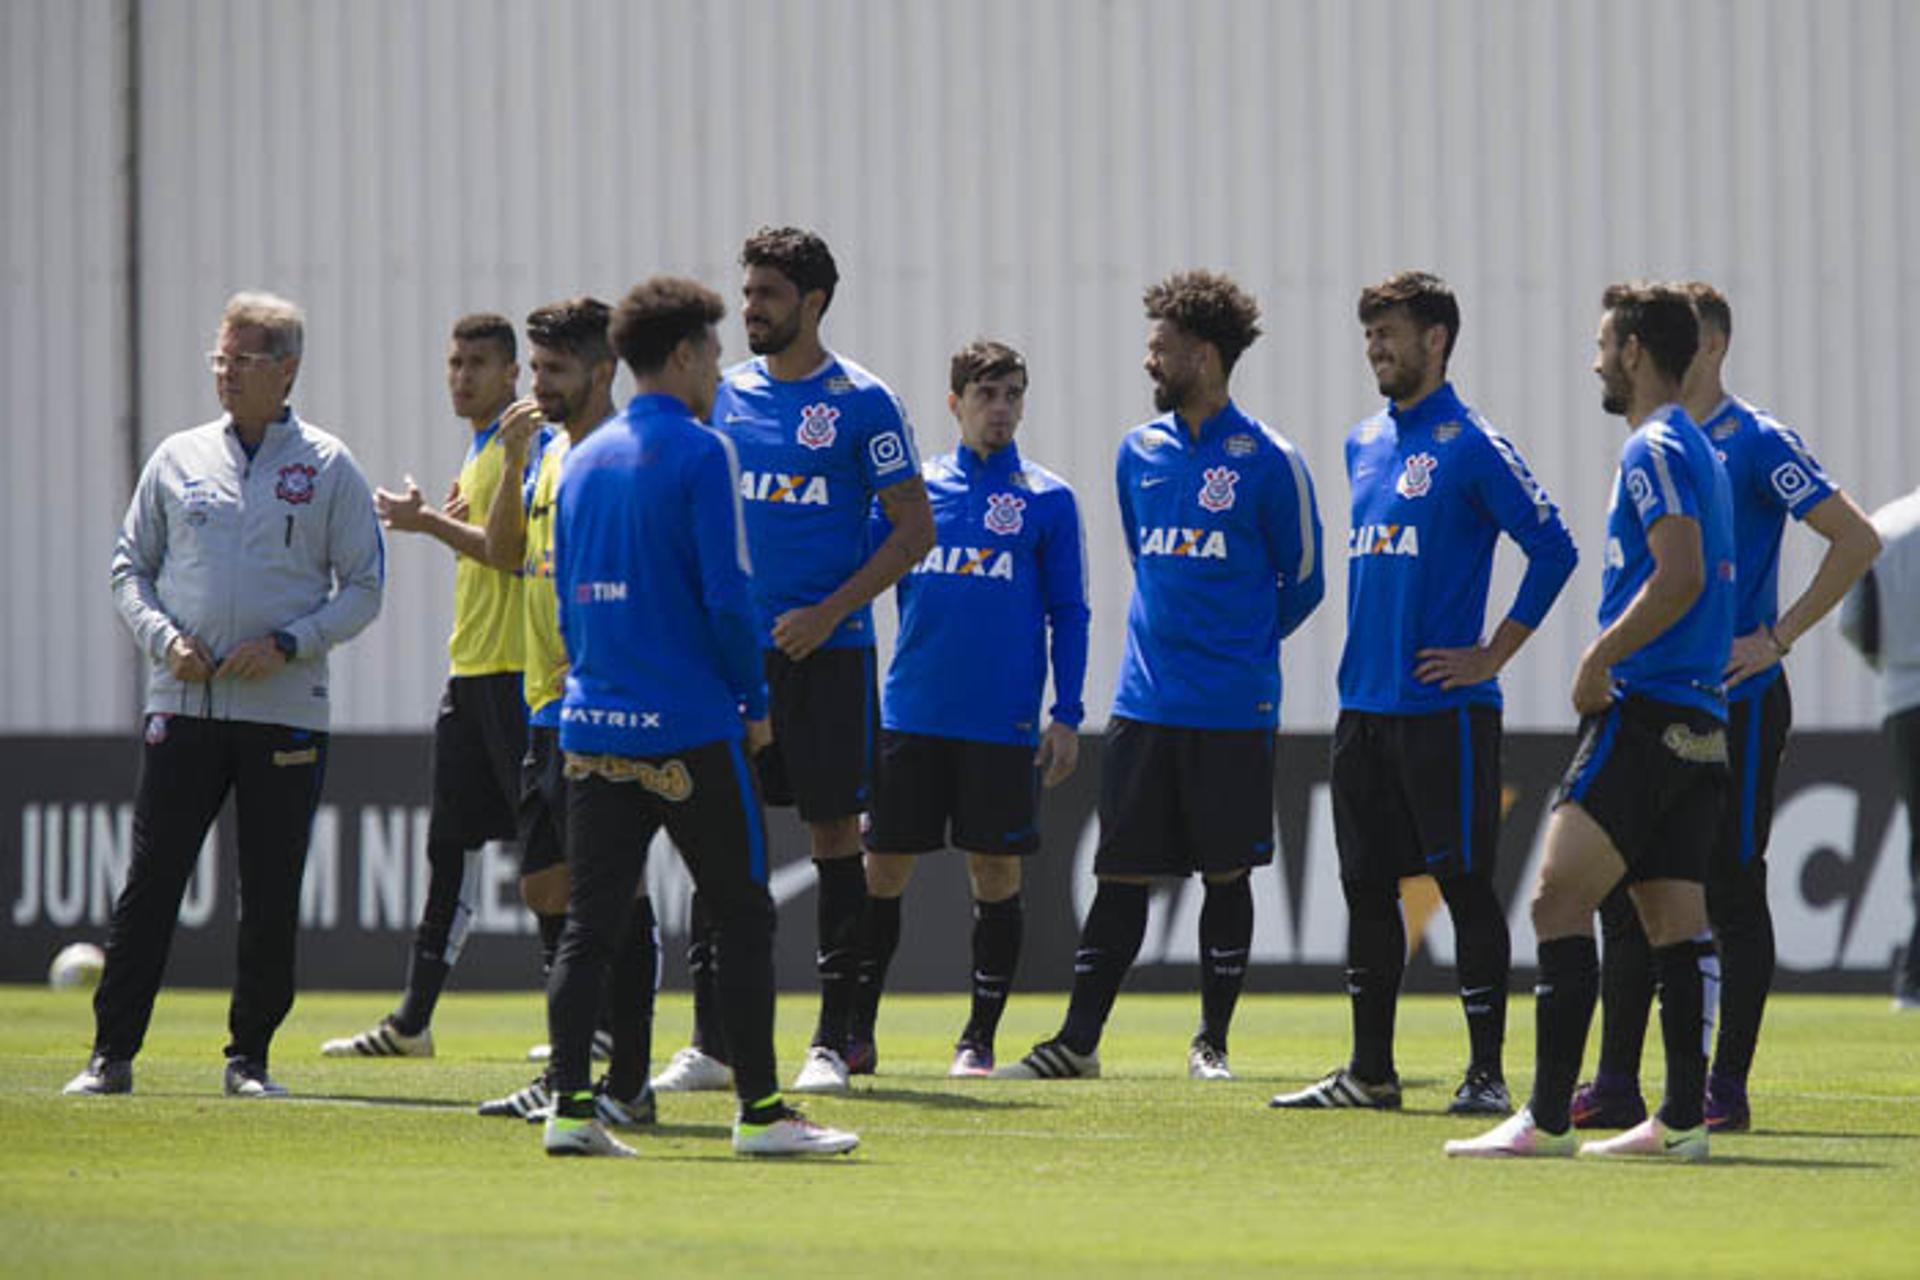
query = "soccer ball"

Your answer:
(48, 942), (106, 991)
